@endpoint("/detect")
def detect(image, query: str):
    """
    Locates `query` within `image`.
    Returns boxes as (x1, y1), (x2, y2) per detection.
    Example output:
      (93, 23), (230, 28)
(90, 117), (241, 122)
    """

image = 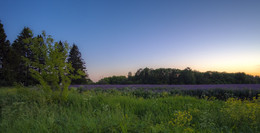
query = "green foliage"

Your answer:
(178, 67), (196, 84)
(12, 27), (35, 86)
(97, 76), (129, 84)
(0, 21), (90, 86)
(23, 31), (84, 100)
(1, 87), (260, 132)
(221, 97), (260, 130)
